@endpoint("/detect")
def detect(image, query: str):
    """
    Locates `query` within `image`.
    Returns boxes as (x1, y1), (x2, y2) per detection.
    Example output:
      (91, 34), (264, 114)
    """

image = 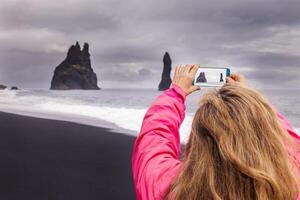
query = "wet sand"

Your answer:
(0, 111), (136, 200)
